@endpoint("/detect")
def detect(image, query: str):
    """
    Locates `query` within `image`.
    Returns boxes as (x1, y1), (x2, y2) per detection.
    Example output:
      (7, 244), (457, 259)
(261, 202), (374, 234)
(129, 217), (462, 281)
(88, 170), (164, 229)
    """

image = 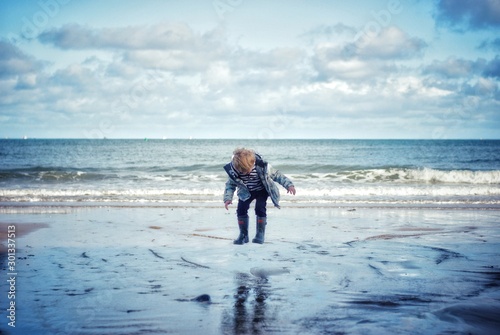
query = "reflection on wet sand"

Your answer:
(222, 272), (271, 334)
